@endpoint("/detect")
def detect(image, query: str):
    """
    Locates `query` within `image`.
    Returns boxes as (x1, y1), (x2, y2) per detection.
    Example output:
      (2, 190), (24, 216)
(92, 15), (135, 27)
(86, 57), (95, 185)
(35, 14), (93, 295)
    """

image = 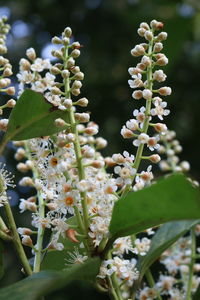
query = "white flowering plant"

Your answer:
(0, 16), (200, 300)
